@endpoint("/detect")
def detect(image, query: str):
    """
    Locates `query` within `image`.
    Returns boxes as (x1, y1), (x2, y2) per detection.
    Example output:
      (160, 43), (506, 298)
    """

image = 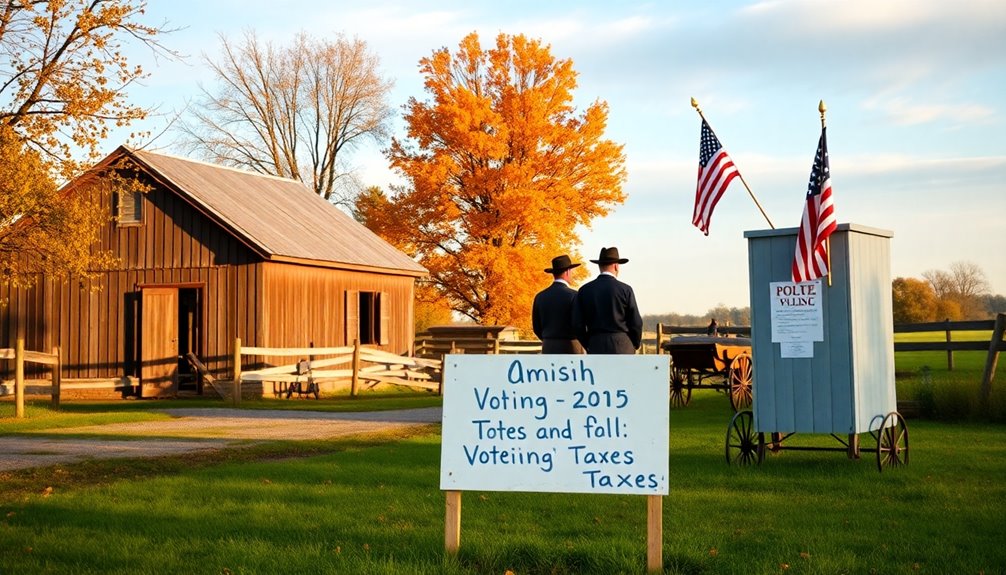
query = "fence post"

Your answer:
(493, 339), (500, 355)
(944, 318), (954, 371)
(980, 313), (1005, 405)
(656, 324), (663, 355)
(232, 337), (242, 406)
(15, 338), (25, 419)
(51, 345), (61, 410)
(351, 339), (361, 397)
